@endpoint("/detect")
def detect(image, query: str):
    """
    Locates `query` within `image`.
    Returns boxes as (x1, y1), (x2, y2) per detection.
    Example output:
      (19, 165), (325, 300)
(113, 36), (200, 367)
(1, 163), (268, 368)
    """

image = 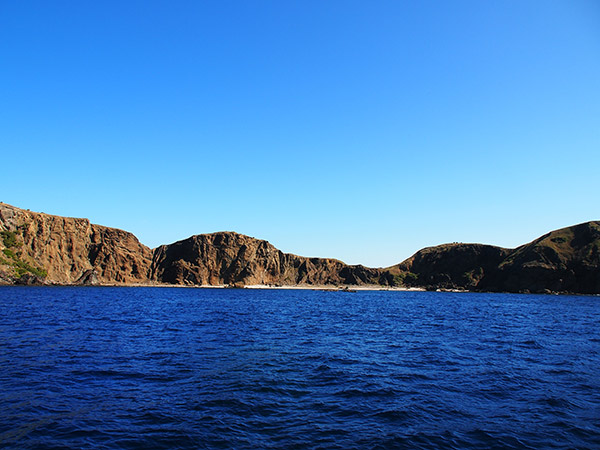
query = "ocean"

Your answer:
(0, 287), (598, 449)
